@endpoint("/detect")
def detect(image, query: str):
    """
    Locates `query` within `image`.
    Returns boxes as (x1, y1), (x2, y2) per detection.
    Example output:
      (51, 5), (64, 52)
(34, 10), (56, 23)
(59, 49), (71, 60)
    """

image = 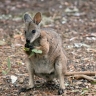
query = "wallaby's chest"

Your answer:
(31, 56), (54, 74)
